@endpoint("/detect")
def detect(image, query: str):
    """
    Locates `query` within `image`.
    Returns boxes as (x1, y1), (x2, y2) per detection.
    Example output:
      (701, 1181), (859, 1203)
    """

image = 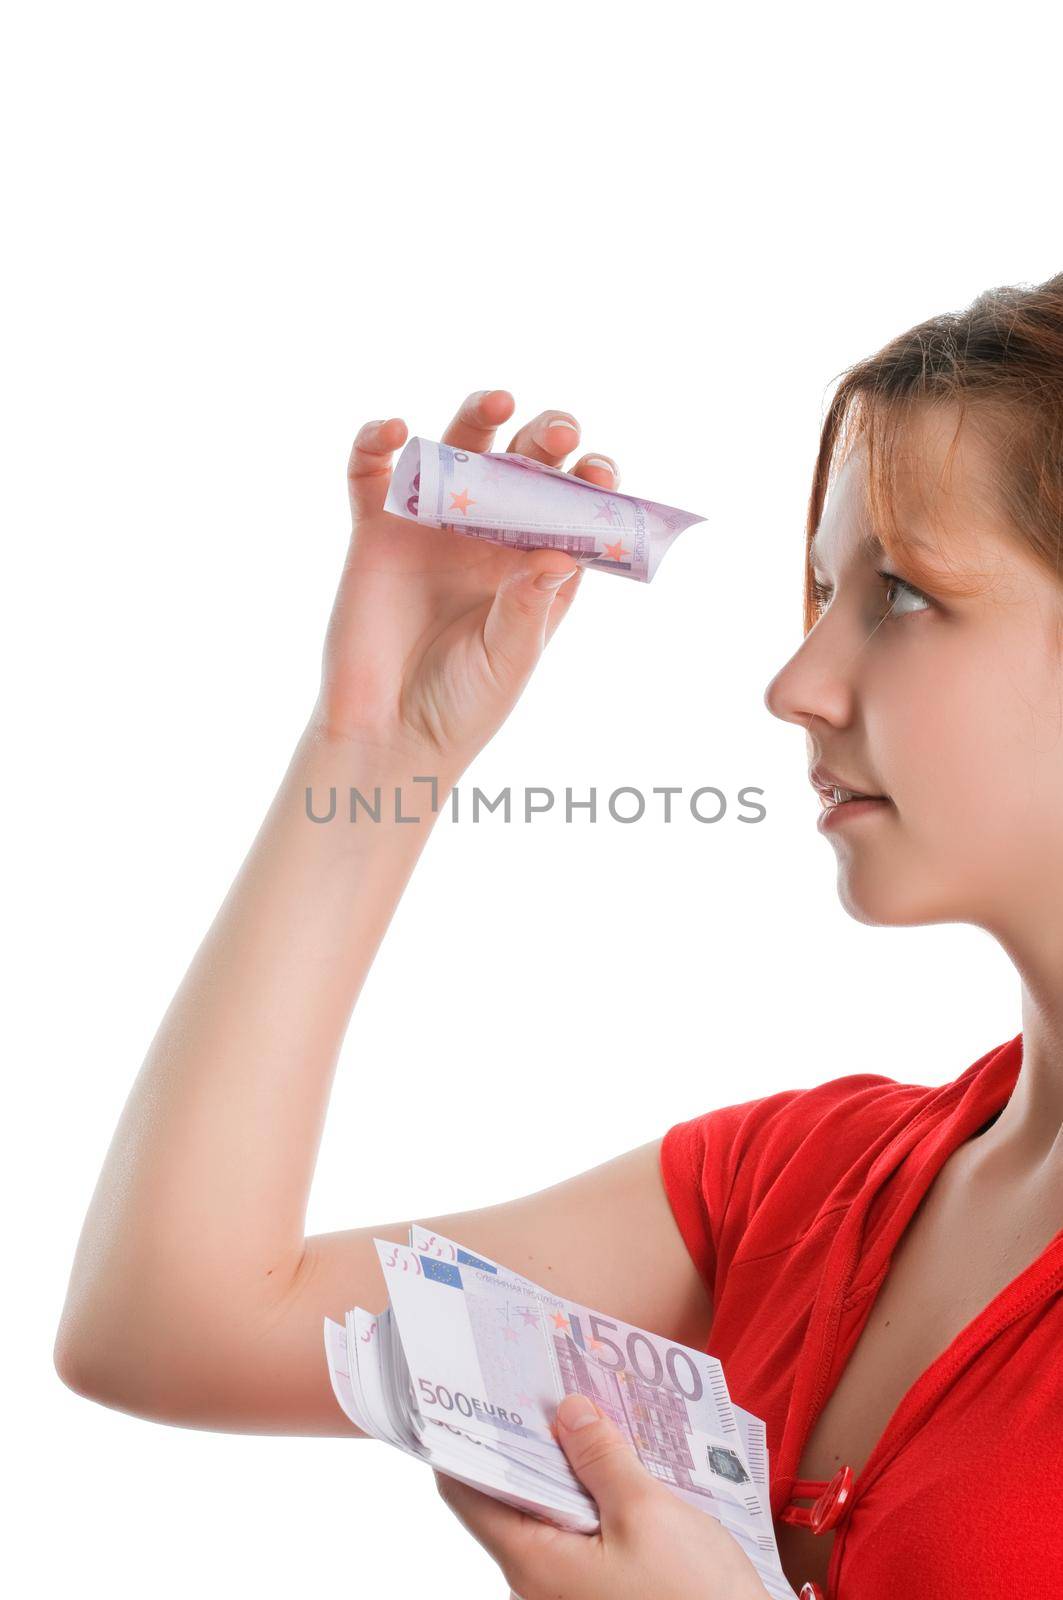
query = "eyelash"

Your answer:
(811, 569), (931, 616)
